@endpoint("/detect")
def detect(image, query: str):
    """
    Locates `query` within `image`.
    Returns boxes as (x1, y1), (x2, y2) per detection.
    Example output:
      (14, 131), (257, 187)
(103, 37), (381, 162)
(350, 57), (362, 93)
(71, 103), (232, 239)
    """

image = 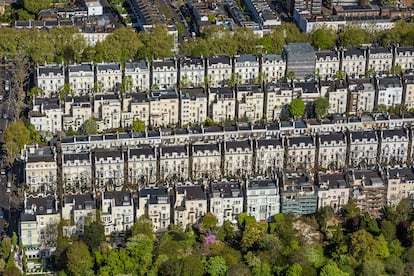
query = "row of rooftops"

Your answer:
(36, 44), (414, 74)
(20, 164), (414, 221)
(51, 128), (408, 162)
(57, 113), (414, 143)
